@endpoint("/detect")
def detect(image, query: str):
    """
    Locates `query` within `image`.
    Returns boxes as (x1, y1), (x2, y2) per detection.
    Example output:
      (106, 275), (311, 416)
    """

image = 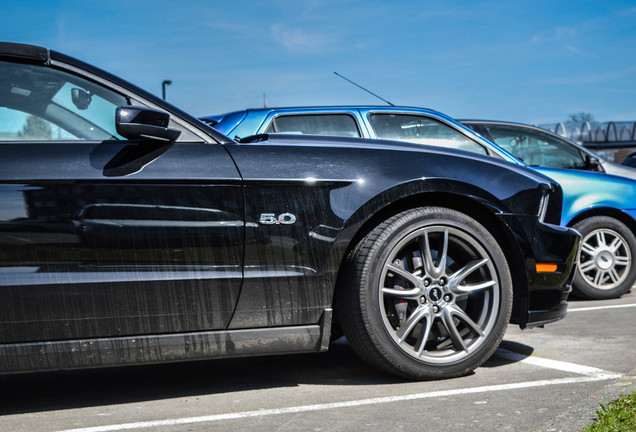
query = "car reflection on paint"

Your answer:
(74, 203), (246, 246)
